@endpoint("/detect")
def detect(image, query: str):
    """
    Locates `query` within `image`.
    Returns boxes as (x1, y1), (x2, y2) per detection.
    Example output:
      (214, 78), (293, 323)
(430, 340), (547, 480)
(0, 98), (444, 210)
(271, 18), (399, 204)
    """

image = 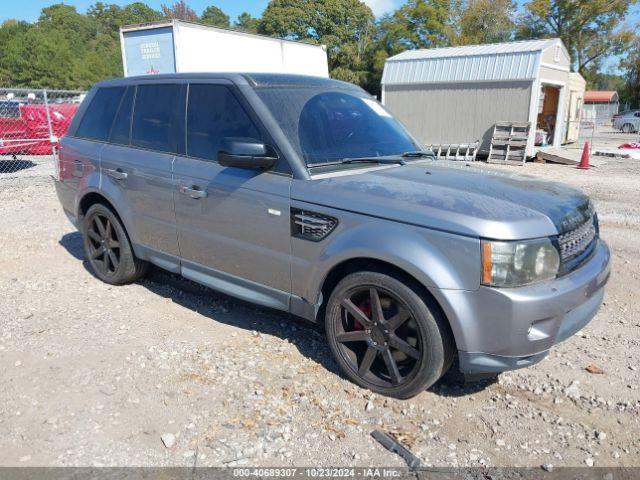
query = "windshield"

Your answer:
(254, 87), (419, 166)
